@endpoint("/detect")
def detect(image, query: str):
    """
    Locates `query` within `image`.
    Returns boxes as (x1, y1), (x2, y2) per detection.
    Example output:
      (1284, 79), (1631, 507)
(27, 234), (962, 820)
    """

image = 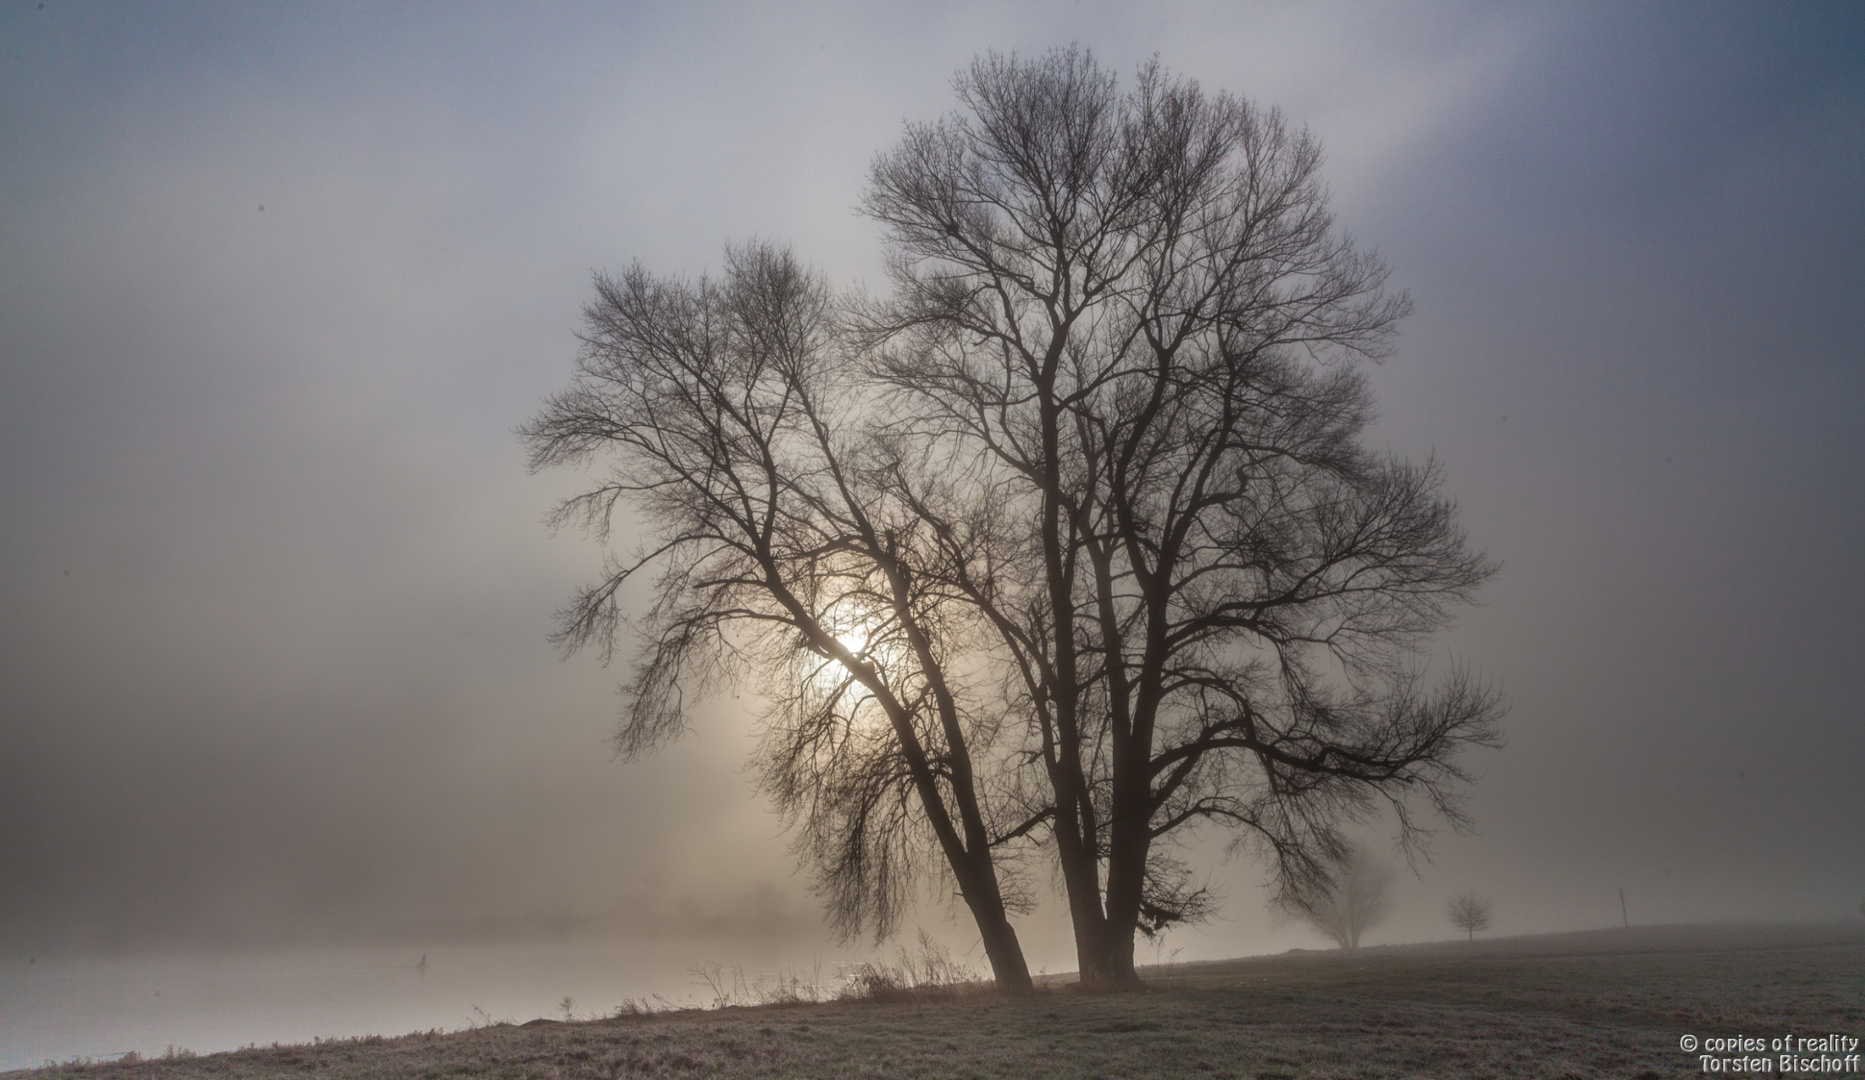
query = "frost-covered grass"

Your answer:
(14, 923), (1861, 1079)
